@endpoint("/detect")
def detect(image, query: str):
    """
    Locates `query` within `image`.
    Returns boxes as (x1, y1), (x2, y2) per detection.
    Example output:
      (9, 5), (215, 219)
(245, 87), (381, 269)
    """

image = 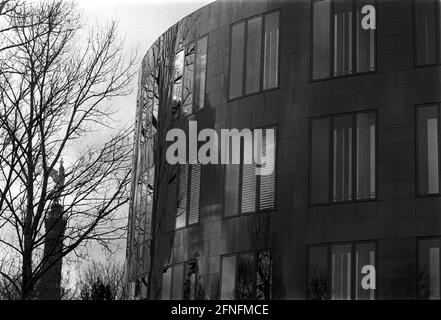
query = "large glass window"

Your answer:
(174, 35), (208, 117)
(417, 105), (440, 196)
(224, 128), (276, 216)
(176, 163), (201, 229)
(195, 37), (208, 111)
(311, 0), (376, 80)
(220, 251), (272, 300)
(310, 111), (377, 205)
(308, 242), (376, 300)
(229, 11), (279, 99)
(414, 0), (440, 66)
(418, 238), (441, 300)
